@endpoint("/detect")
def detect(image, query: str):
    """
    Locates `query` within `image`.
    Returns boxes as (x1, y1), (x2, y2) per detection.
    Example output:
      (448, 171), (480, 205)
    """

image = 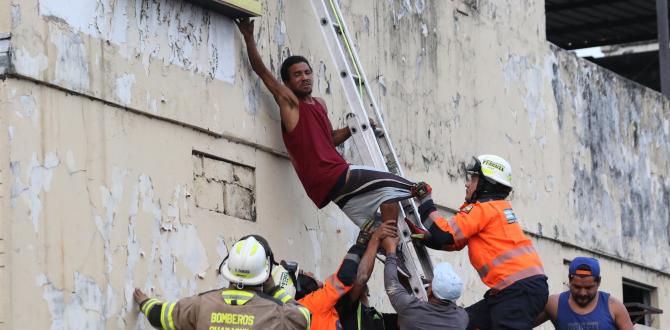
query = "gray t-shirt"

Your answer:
(384, 253), (469, 330)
